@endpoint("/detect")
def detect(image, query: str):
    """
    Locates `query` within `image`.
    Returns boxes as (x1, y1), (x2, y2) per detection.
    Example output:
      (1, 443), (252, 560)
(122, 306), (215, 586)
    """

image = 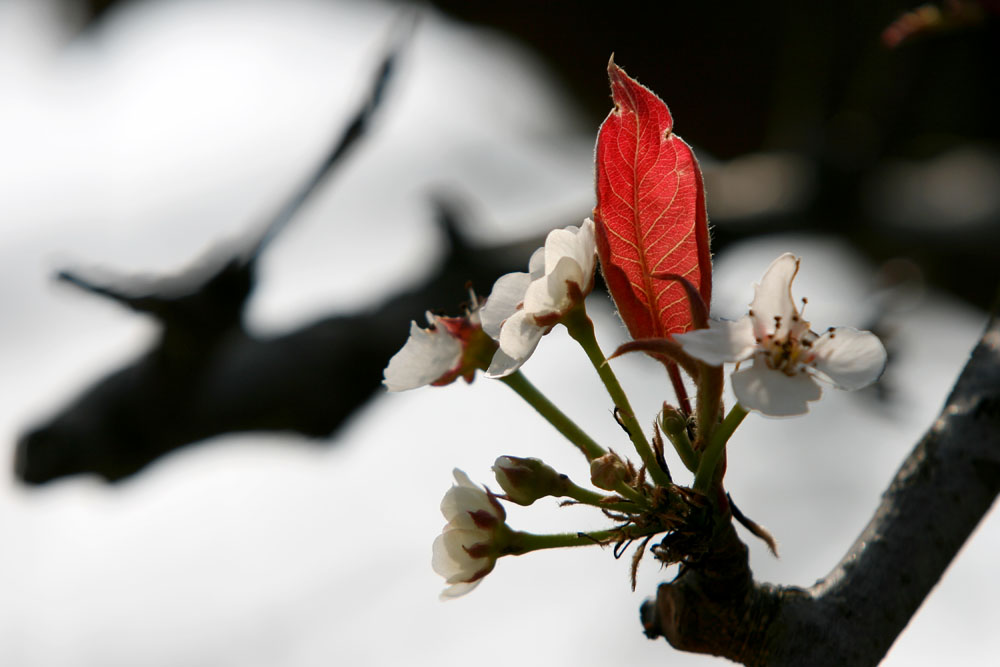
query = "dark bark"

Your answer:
(641, 313), (1000, 664)
(10, 15), (556, 484)
(14, 195), (524, 483)
(13, 19), (431, 483)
